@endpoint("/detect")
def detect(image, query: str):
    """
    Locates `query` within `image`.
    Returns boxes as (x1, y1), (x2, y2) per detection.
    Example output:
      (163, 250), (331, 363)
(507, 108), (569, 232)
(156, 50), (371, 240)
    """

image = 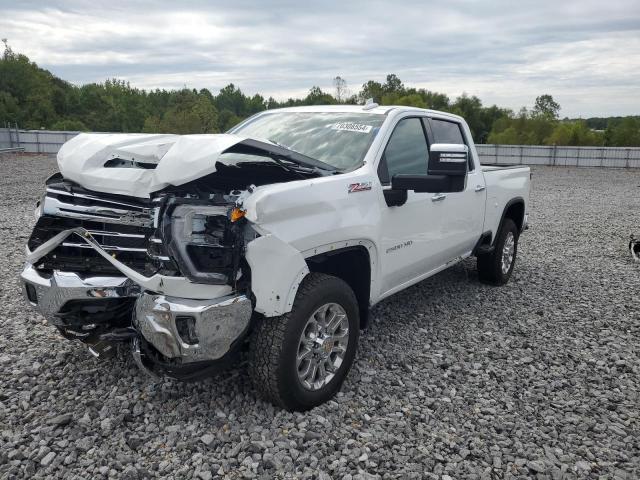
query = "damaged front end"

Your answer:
(20, 136), (323, 379)
(21, 173), (256, 378)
